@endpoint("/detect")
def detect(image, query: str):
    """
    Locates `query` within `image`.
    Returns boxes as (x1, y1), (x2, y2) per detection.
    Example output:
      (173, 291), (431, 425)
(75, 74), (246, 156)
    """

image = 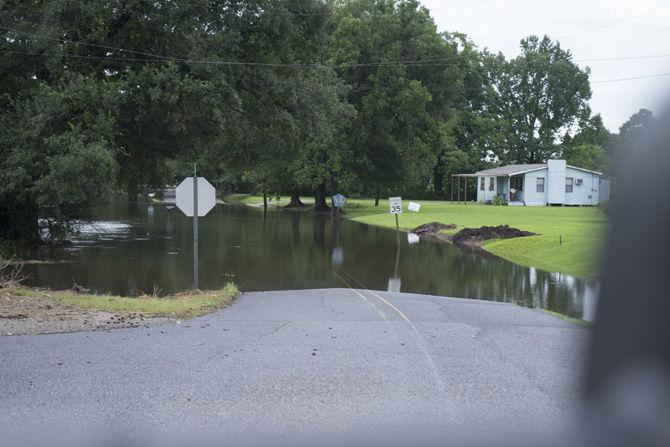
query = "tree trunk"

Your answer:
(127, 183), (141, 203)
(286, 191), (305, 208)
(312, 215), (327, 248)
(374, 186), (381, 207)
(0, 199), (40, 243)
(314, 183), (330, 213)
(263, 193), (268, 212)
(433, 166), (444, 198)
